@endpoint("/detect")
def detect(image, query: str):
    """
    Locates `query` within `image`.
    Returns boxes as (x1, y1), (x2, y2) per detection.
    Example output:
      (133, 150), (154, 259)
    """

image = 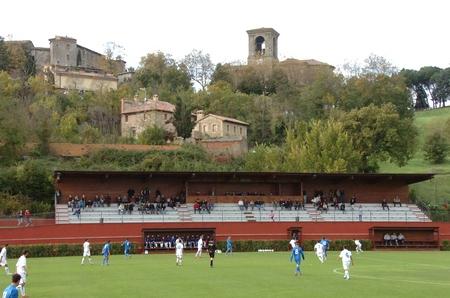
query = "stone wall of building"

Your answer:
(193, 116), (248, 139)
(53, 70), (117, 91)
(121, 109), (175, 137)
